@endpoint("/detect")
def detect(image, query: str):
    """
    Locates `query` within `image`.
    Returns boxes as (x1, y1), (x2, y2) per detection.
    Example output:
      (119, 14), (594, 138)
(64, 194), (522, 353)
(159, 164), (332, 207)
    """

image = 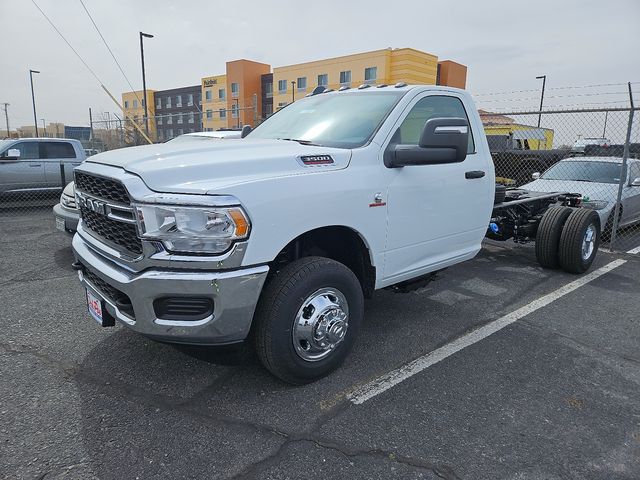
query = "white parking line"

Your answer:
(627, 245), (640, 255)
(348, 259), (627, 405)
